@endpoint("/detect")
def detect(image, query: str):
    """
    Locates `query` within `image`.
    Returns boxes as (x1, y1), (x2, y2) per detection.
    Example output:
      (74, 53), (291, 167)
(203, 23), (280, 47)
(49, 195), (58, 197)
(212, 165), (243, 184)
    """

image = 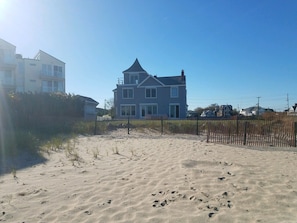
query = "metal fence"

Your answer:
(206, 120), (297, 147)
(95, 118), (297, 148)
